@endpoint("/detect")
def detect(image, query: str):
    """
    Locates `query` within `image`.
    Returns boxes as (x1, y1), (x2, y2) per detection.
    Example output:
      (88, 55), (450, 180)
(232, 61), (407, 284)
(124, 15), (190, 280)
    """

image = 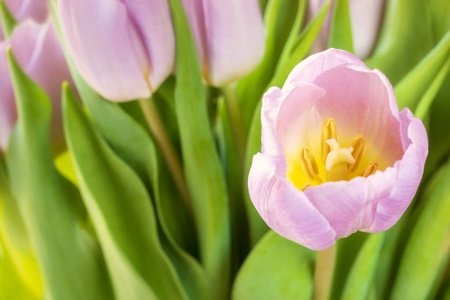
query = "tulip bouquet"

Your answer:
(0, 0), (449, 299)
